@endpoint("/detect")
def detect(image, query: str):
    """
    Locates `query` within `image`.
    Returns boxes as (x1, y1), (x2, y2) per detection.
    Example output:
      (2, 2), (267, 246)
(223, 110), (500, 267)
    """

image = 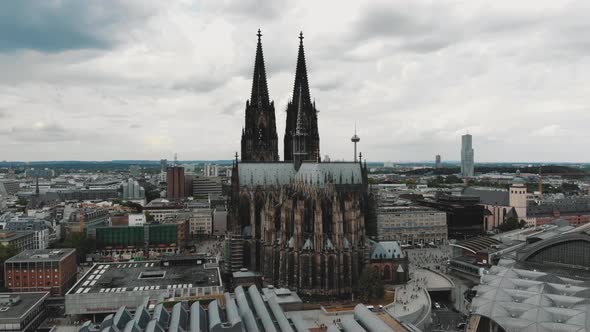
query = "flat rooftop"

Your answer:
(69, 261), (221, 295)
(5, 248), (75, 263)
(0, 292), (48, 321)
